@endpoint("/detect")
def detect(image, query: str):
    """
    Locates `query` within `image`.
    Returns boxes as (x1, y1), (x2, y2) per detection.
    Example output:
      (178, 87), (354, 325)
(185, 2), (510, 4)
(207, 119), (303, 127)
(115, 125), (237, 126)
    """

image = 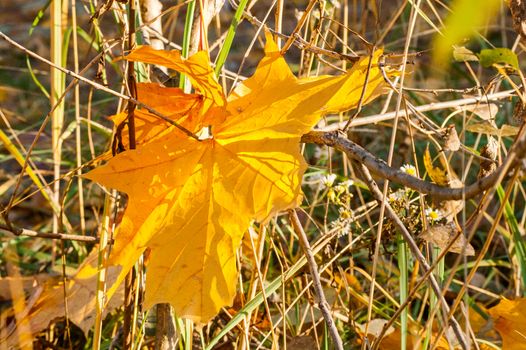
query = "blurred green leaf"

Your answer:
(466, 121), (520, 137)
(433, 0), (501, 68)
(478, 48), (519, 70)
